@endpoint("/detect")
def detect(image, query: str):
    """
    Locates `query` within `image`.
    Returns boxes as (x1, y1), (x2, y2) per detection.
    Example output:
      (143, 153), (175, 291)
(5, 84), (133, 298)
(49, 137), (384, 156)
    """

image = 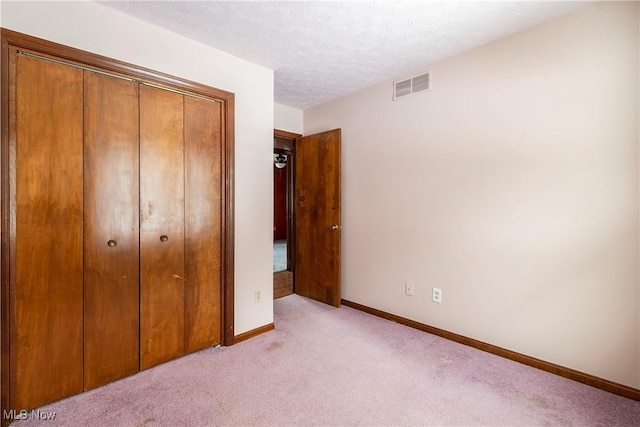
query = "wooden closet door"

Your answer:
(83, 71), (140, 390)
(139, 85), (186, 370)
(184, 97), (222, 353)
(11, 53), (84, 409)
